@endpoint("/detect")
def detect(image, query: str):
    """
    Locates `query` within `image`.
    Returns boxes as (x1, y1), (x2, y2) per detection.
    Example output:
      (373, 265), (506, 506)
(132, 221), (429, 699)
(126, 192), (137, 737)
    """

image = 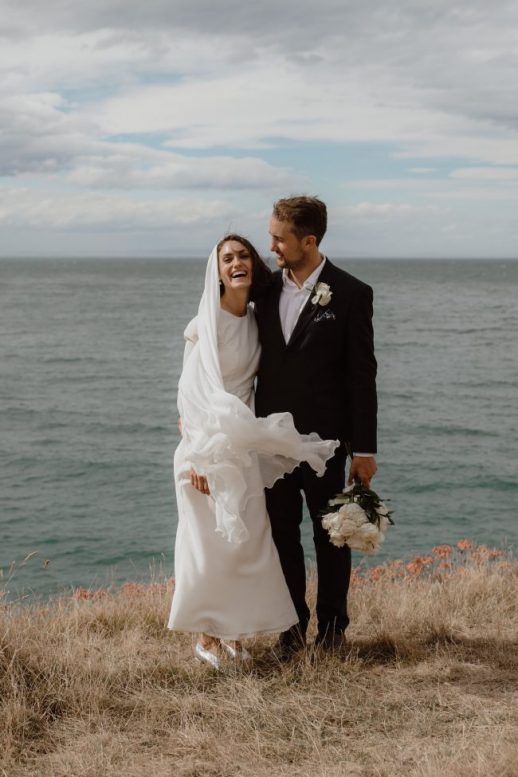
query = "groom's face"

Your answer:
(269, 216), (305, 270)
